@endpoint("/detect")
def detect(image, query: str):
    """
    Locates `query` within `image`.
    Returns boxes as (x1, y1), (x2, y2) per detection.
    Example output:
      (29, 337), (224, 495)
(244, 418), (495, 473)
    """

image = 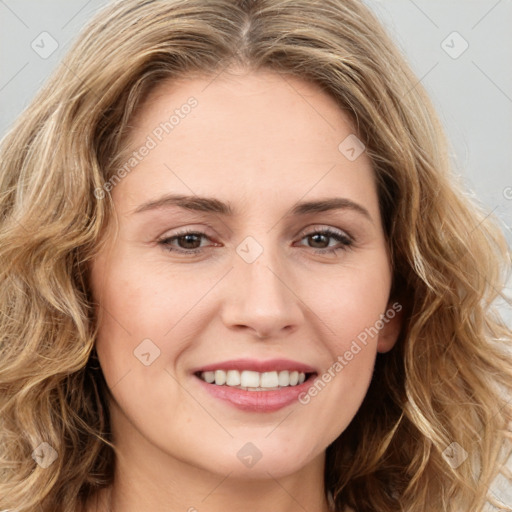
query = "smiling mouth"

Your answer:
(195, 369), (316, 391)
